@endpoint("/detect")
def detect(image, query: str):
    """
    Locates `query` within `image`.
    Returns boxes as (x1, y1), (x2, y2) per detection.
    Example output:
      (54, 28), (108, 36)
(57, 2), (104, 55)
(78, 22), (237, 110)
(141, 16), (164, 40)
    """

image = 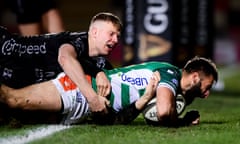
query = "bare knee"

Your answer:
(0, 85), (29, 109)
(6, 97), (27, 109)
